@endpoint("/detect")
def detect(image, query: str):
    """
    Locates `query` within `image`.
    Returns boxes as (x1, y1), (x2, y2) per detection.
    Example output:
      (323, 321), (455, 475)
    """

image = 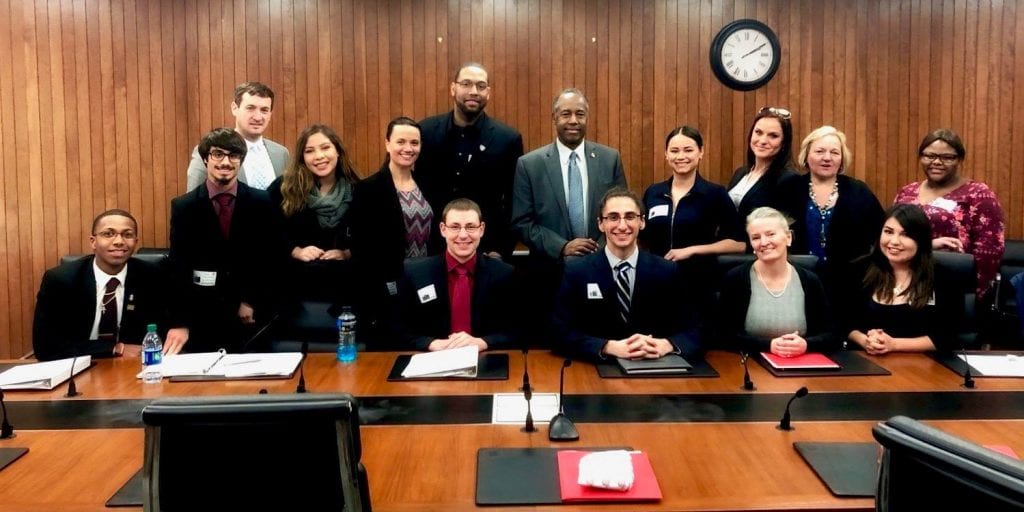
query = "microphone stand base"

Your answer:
(775, 424), (795, 431)
(548, 414), (580, 441)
